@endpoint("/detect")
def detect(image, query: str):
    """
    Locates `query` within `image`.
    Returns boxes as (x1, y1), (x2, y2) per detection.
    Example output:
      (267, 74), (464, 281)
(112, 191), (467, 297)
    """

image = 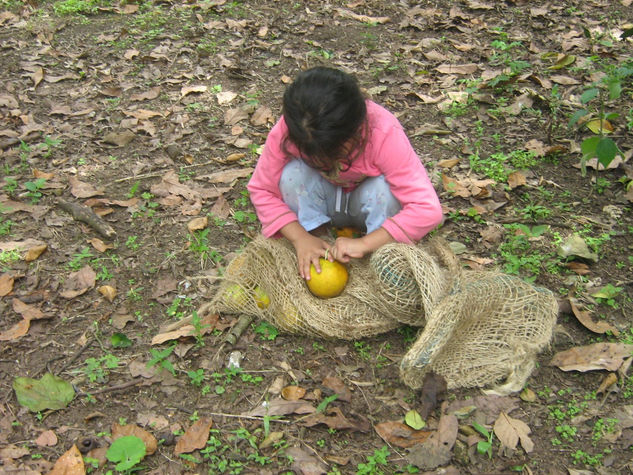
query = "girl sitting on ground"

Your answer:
(247, 66), (443, 280)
